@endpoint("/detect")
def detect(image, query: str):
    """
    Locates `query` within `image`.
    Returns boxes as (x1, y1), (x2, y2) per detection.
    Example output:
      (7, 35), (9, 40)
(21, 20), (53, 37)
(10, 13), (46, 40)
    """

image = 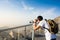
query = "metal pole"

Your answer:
(18, 29), (19, 40)
(24, 26), (26, 40)
(32, 25), (35, 40)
